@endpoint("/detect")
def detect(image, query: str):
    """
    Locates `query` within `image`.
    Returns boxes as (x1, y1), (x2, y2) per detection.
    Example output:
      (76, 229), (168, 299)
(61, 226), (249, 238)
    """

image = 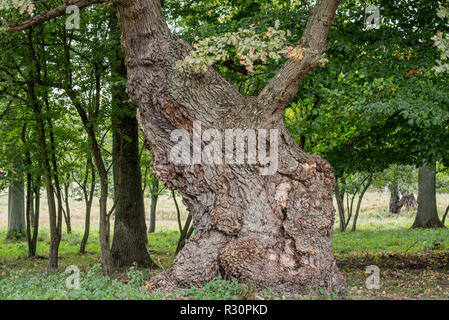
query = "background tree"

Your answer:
(334, 172), (374, 232)
(109, 13), (152, 268)
(373, 165), (418, 214)
(7, 162), (25, 239)
(412, 162), (444, 228)
(284, 0), (449, 229)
